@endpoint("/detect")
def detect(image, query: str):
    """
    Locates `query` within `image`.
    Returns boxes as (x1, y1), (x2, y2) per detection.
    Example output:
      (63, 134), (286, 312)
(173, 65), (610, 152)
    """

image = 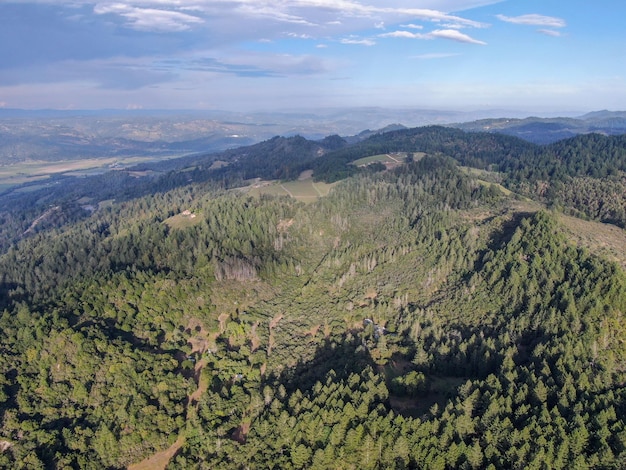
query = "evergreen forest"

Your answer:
(1, 125), (626, 469)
